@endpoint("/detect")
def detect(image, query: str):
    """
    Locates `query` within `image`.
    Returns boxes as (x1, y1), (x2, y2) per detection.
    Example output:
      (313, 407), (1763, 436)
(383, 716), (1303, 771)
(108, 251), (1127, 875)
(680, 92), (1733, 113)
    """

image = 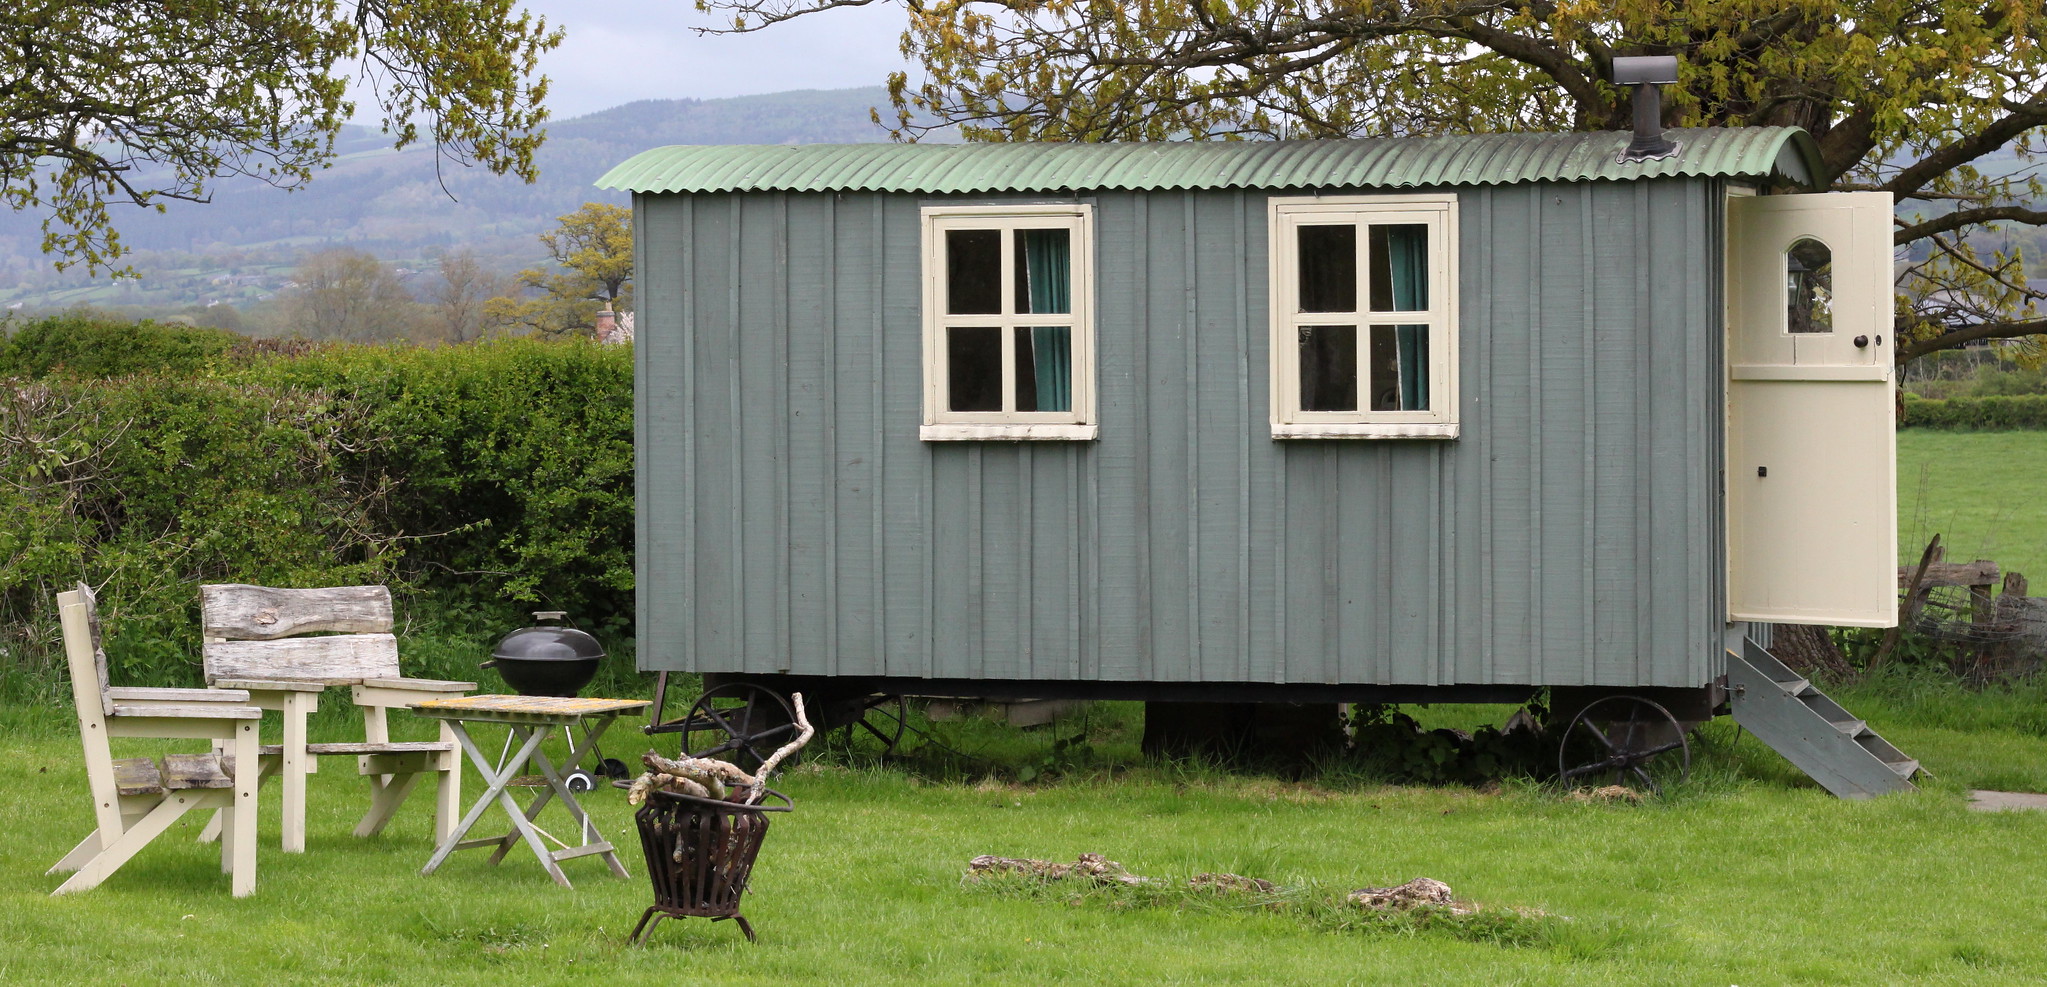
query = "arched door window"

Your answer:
(1785, 237), (1833, 334)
